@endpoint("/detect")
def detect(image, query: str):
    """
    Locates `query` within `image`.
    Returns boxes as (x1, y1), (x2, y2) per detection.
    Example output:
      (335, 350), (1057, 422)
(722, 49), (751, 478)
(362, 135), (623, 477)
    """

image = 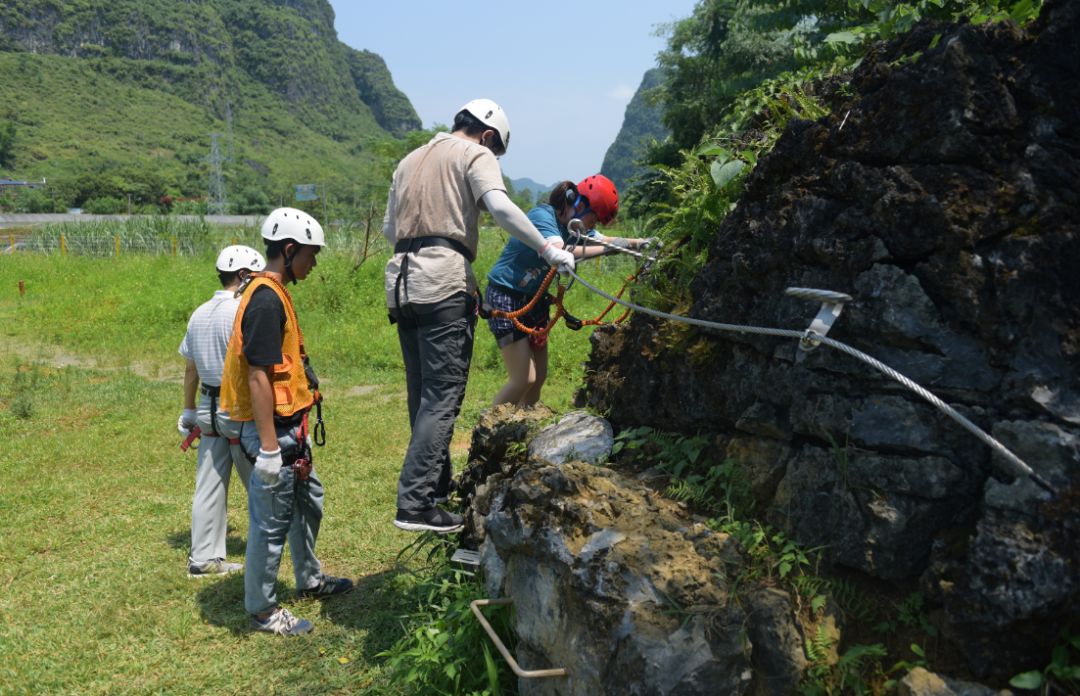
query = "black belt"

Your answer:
(199, 384), (220, 436)
(394, 236), (475, 263)
(389, 292), (475, 328)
